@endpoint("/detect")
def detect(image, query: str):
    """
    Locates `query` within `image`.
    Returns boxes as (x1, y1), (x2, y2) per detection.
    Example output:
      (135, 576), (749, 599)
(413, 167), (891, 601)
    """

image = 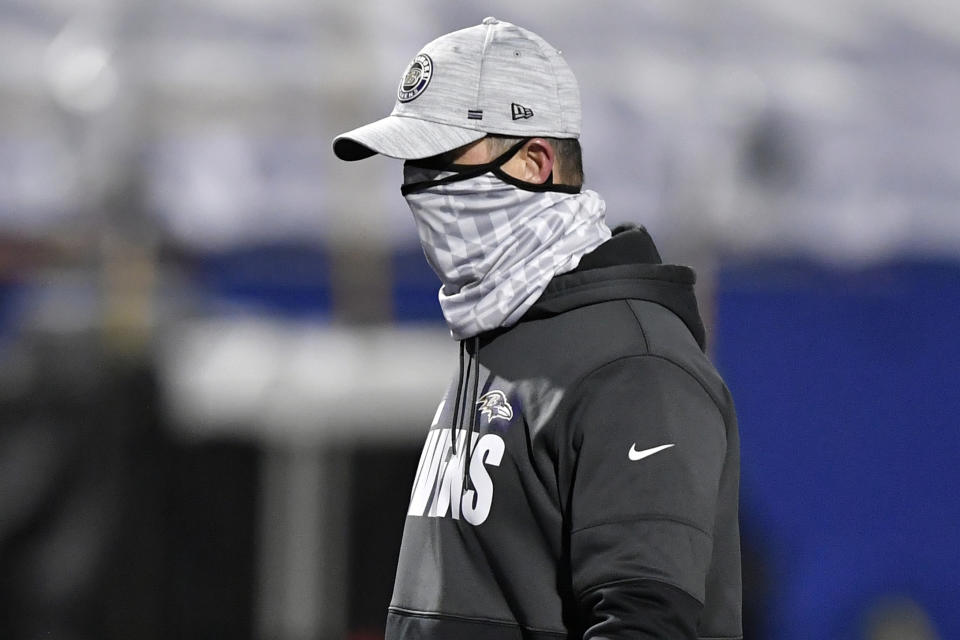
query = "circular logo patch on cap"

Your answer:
(398, 53), (433, 103)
